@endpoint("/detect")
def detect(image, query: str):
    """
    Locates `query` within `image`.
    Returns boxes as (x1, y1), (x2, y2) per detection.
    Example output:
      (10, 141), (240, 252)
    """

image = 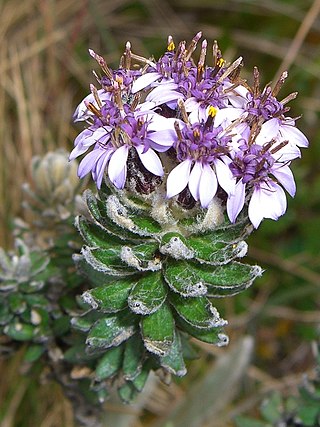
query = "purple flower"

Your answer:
(227, 144), (296, 228)
(166, 111), (236, 207)
(73, 89), (112, 122)
(71, 111), (177, 189)
(255, 117), (309, 162)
